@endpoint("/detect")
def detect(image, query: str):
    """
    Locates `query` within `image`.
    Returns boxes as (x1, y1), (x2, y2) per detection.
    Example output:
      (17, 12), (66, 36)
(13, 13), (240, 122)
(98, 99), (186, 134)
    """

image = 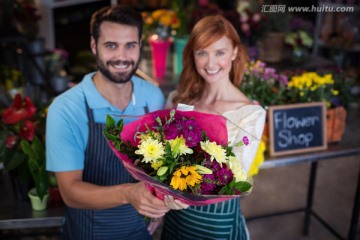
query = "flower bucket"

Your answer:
(173, 36), (188, 79)
(257, 32), (284, 63)
(28, 188), (49, 211)
(327, 106), (347, 143)
(148, 36), (172, 81)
